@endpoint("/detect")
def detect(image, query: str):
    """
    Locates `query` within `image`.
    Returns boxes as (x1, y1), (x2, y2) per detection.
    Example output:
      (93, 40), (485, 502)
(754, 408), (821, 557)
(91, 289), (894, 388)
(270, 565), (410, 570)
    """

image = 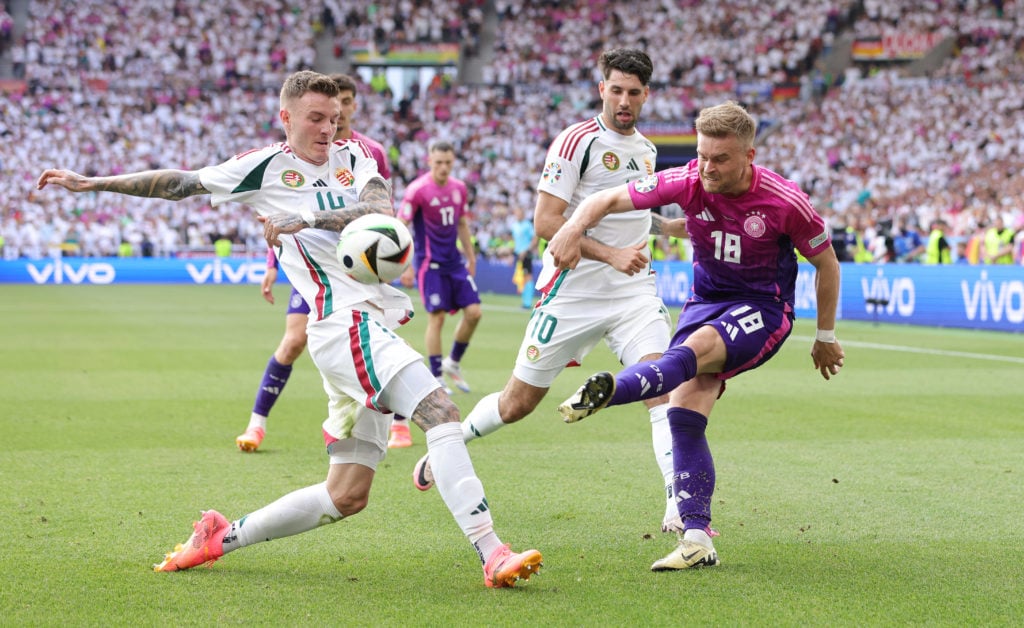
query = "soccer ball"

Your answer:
(336, 214), (413, 284)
